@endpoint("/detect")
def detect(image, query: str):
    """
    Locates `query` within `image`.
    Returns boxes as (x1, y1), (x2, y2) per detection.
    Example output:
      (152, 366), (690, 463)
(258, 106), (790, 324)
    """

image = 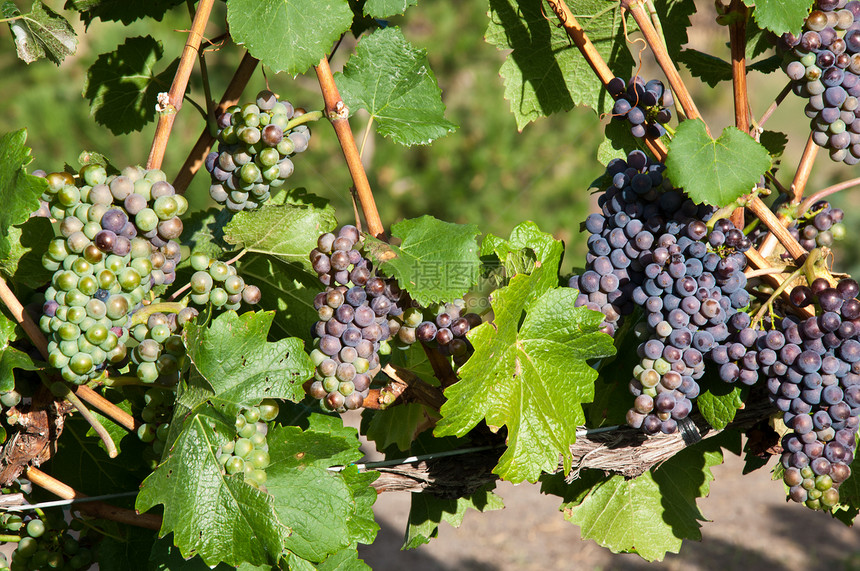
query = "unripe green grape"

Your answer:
(191, 293), (209, 305)
(105, 295), (129, 320)
(71, 257), (92, 276)
(135, 208), (158, 232)
(153, 196), (178, 220)
(69, 352), (94, 375)
(66, 289), (88, 307)
(224, 275), (244, 295)
(258, 147), (280, 167)
(172, 194), (188, 216)
(81, 164), (107, 186)
(238, 423), (256, 439)
(209, 288), (228, 307)
(57, 322), (80, 342)
(0, 390), (21, 408)
(88, 203), (109, 223)
(48, 350), (70, 369)
(339, 381), (355, 396)
(16, 537), (38, 558)
(191, 271), (214, 294)
(190, 252), (210, 271)
(353, 357), (370, 374)
(99, 333), (118, 353)
(322, 376), (339, 393)
(41, 254), (60, 272)
(243, 407), (261, 424)
(82, 221), (101, 240)
(136, 361), (159, 383)
(130, 238), (152, 259)
(66, 305), (85, 324)
(59, 340), (79, 357)
(137, 423), (156, 443)
(248, 448), (270, 470)
(47, 238), (70, 262)
(77, 275), (98, 296)
(85, 324), (109, 345)
(131, 257), (152, 277)
(149, 324), (170, 344)
(234, 437), (254, 459)
(105, 255), (124, 273)
(57, 185), (81, 206)
(239, 163), (261, 185)
(276, 138), (295, 156)
(85, 299), (106, 320)
(247, 468), (267, 487)
(137, 339), (160, 362)
(107, 343), (127, 363)
(55, 270), (77, 291)
(118, 268), (141, 290)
